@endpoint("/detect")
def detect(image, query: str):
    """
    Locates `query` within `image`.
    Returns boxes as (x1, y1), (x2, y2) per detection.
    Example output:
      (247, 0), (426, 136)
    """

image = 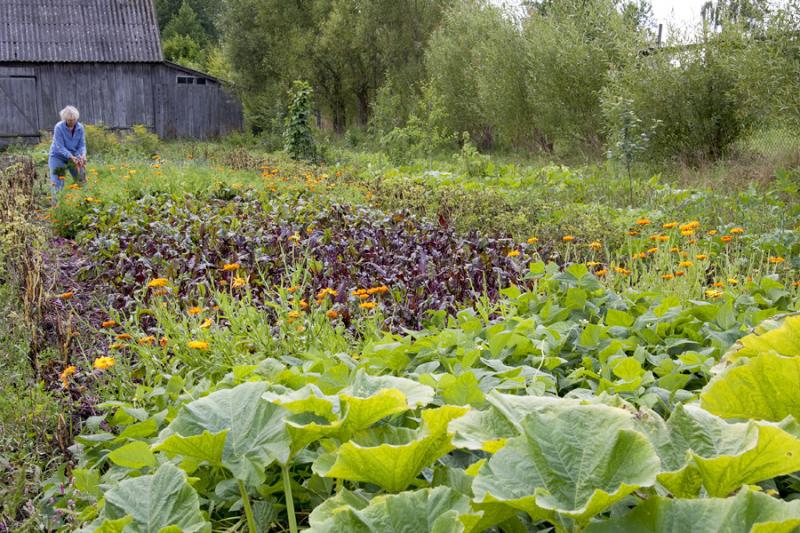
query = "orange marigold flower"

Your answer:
(159, 337), (168, 347)
(614, 267), (632, 276)
(138, 336), (156, 345)
(595, 269), (608, 277)
(589, 241), (602, 250)
(661, 274), (674, 280)
(93, 356), (115, 370)
(632, 252), (647, 260)
(101, 320), (117, 328)
(662, 222), (678, 229)
(721, 235), (734, 243)
(675, 271), (686, 277)
(115, 333), (132, 341)
(231, 276), (247, 288)
(628, 230), (640, 236)
(769, 256), (785, 264)
(680, 229), (694, 237)
(636, 218), (651, 226)
(527, 237), (539, 245)
(58, 291), (74, 299)
(695, 254), (709, 261)
(67, 183), (81, 190)
(188, 306), (203, 316)
(222, 263), (240, 272)
(288, 310), (301, 319)
(59, 365), (77, 388)
(287, 285), (299, 293)
(707, 230), (718, 236)
(712, 281), (725, 287)
(187, 340), (209, 350)
(680, 221), (701, 231)
(326, 309), (339, 319)
(794, 281), (800, 287)
(679, 261), (694, 268)
(730, 227), (744, 234)
(316, 288), (337, 299)
(562, 235), (575, 242)
(367, 285), (389, 295)
(647, 247), (658, 254)
(299, 299), (309, 310)
(360, 301), (377, 309)
(147, 278), (169, 288)
(670, 247), (680, 253)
